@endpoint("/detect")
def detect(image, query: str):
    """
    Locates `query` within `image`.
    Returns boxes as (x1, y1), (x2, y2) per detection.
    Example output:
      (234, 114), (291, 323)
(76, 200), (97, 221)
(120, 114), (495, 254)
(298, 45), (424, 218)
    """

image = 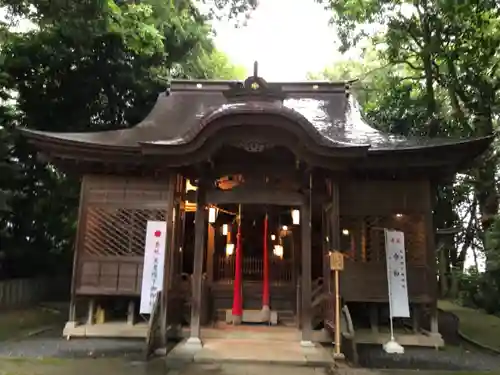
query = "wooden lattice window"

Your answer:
(339, 214), (426, 264)
(82, 206), (167, 257)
